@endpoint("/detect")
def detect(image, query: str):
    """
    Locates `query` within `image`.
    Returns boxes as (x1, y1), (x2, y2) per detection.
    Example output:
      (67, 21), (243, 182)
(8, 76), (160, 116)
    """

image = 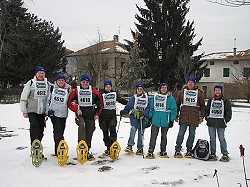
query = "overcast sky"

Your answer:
(23, 0), (250, 55)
